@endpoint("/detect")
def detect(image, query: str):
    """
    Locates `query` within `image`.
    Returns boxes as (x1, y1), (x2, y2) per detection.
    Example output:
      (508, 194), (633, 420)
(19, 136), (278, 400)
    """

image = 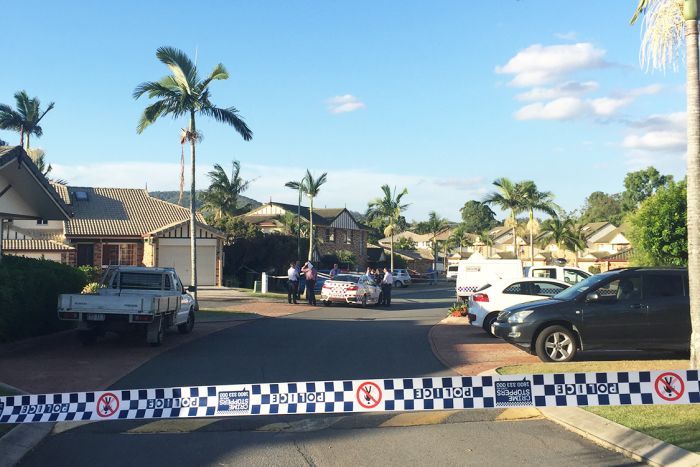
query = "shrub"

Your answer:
(78, 265), (103, 283)
(0, 255), (87, 343)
